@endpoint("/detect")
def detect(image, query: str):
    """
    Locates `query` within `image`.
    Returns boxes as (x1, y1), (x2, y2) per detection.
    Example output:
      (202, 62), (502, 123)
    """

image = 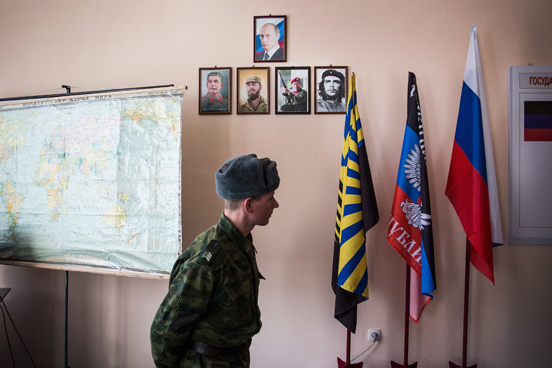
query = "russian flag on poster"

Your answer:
(388, 72), (436, 323)
(445, 25), (503, 284)
(255, 20), (285, 55)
